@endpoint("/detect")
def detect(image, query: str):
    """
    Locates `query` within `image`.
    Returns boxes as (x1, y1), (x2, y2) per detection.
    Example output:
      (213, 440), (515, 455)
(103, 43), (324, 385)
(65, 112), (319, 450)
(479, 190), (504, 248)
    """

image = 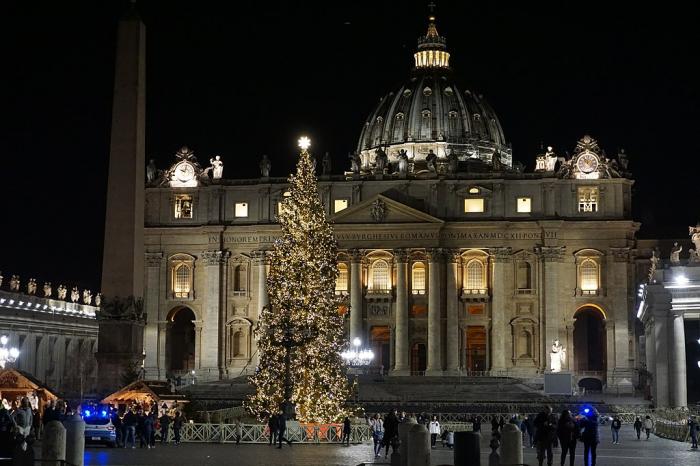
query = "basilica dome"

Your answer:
(356, 15), (511, 169)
